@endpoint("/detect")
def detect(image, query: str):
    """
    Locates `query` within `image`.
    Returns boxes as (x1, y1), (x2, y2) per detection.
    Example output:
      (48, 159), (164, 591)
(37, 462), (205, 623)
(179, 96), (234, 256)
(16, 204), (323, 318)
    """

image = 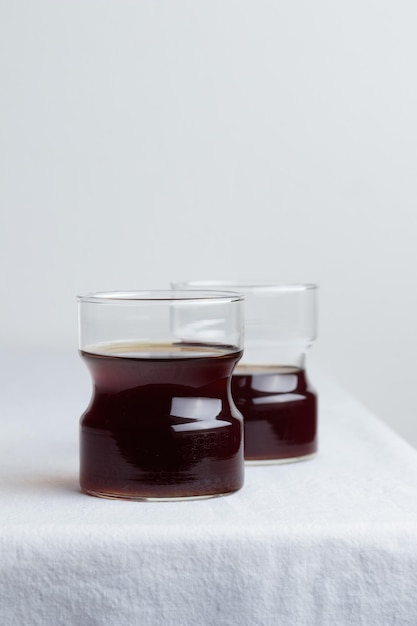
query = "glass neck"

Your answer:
(240, 342), (310, 369)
